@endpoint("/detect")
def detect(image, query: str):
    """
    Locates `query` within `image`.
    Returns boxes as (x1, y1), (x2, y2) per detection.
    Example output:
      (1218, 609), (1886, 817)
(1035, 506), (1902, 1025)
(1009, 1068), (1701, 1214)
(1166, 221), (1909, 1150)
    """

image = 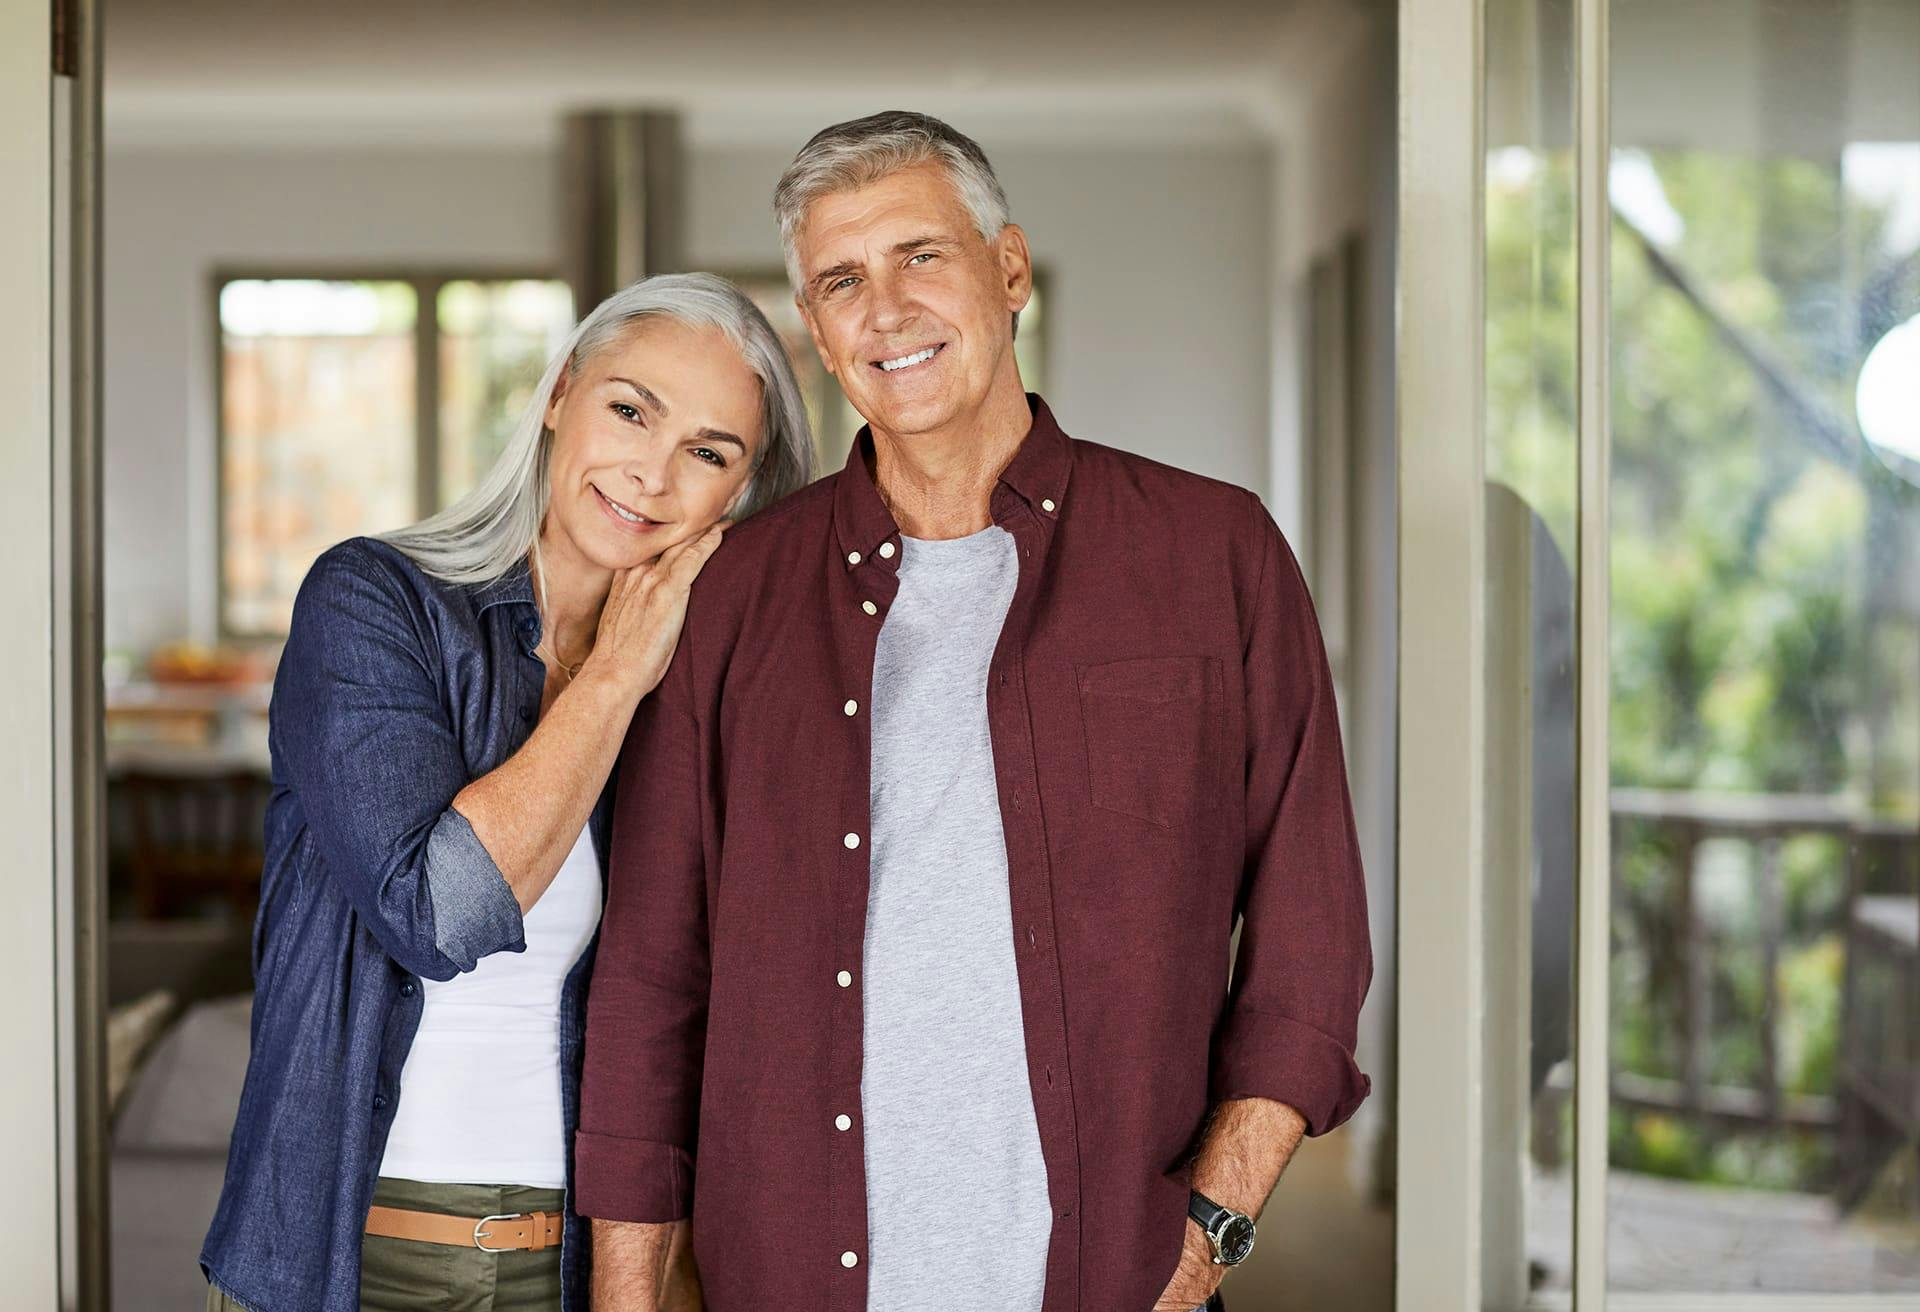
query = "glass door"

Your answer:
(1398, 0), (1920, 1306)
